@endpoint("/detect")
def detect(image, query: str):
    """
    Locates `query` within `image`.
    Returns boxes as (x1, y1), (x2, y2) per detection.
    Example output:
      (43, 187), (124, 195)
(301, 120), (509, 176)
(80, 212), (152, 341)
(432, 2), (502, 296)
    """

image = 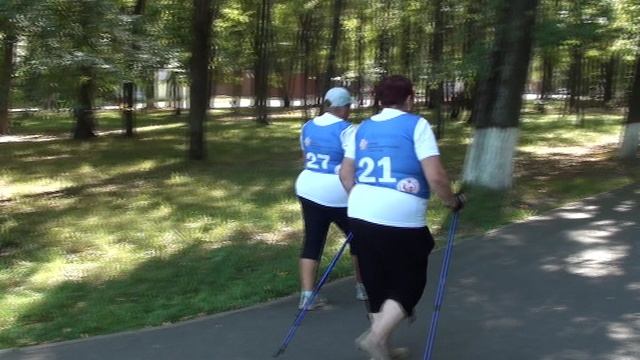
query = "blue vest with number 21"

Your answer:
(355, 113), (430, 199)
